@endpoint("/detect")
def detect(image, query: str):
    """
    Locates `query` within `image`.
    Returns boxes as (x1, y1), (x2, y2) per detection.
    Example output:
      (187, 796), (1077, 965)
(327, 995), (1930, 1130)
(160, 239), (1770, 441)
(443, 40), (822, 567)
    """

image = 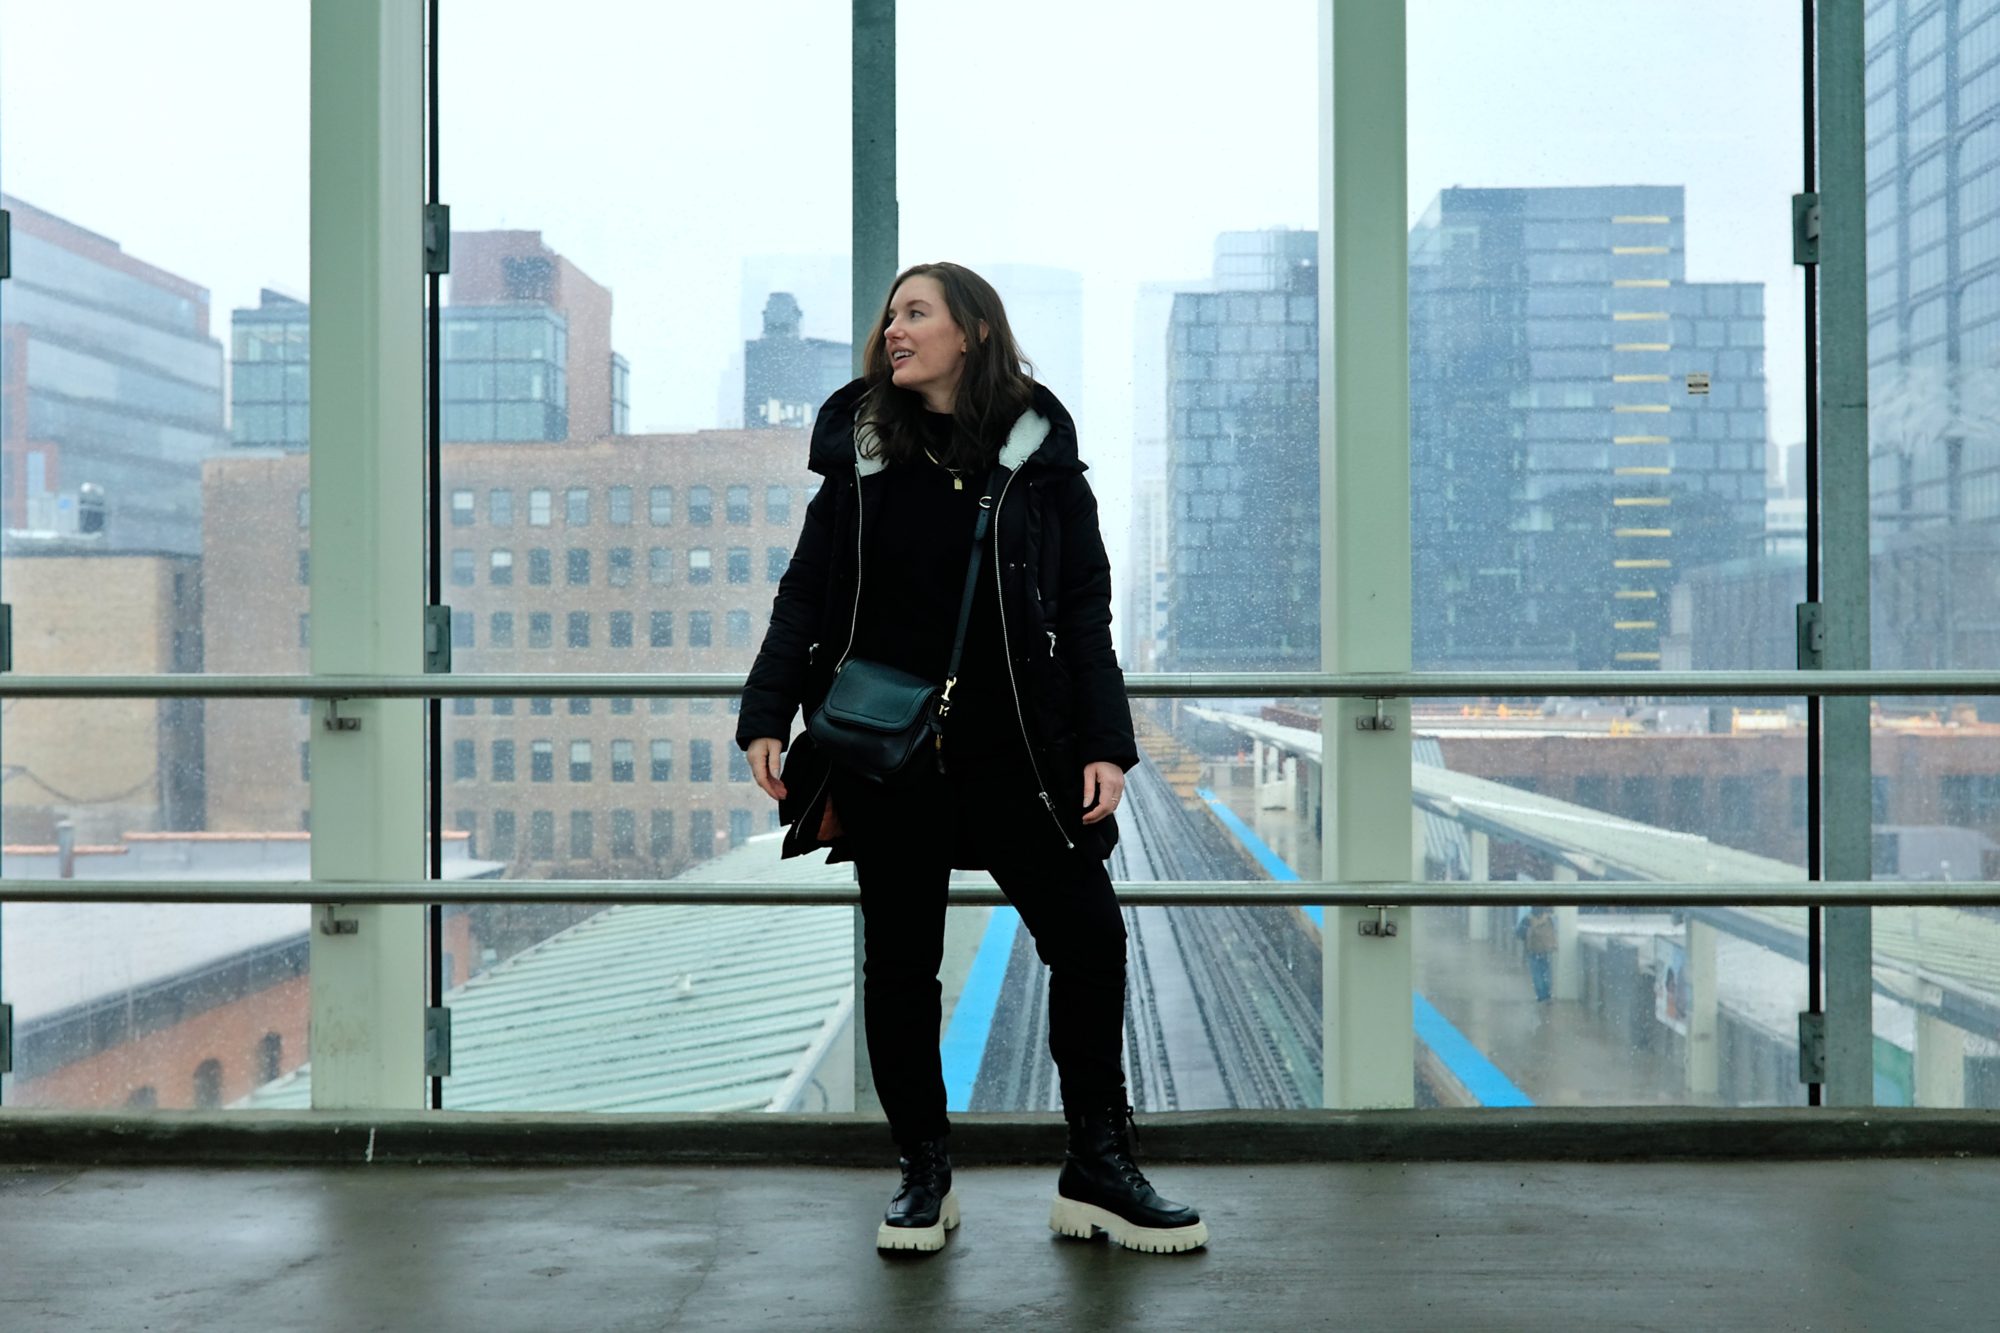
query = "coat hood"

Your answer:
(806, 377), (1085, 478)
